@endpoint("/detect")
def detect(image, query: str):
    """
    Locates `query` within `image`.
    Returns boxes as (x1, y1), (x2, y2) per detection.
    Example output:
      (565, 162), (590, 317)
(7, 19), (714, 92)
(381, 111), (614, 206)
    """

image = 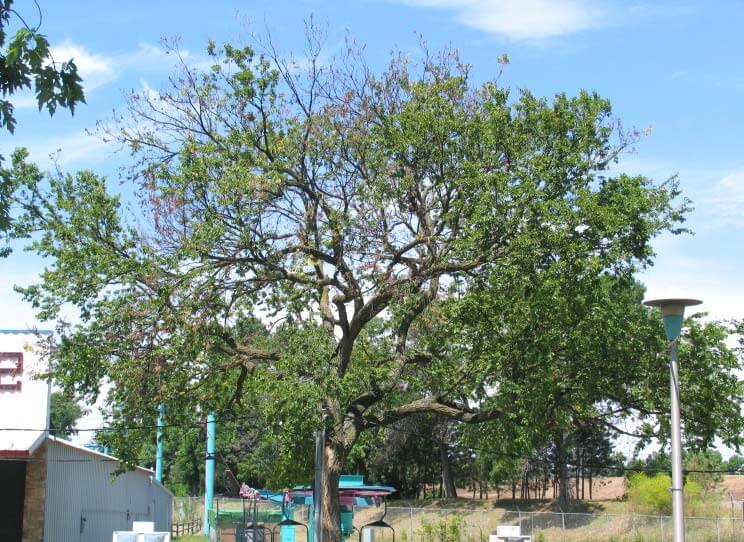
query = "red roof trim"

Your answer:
(0, 449), (30, 457)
